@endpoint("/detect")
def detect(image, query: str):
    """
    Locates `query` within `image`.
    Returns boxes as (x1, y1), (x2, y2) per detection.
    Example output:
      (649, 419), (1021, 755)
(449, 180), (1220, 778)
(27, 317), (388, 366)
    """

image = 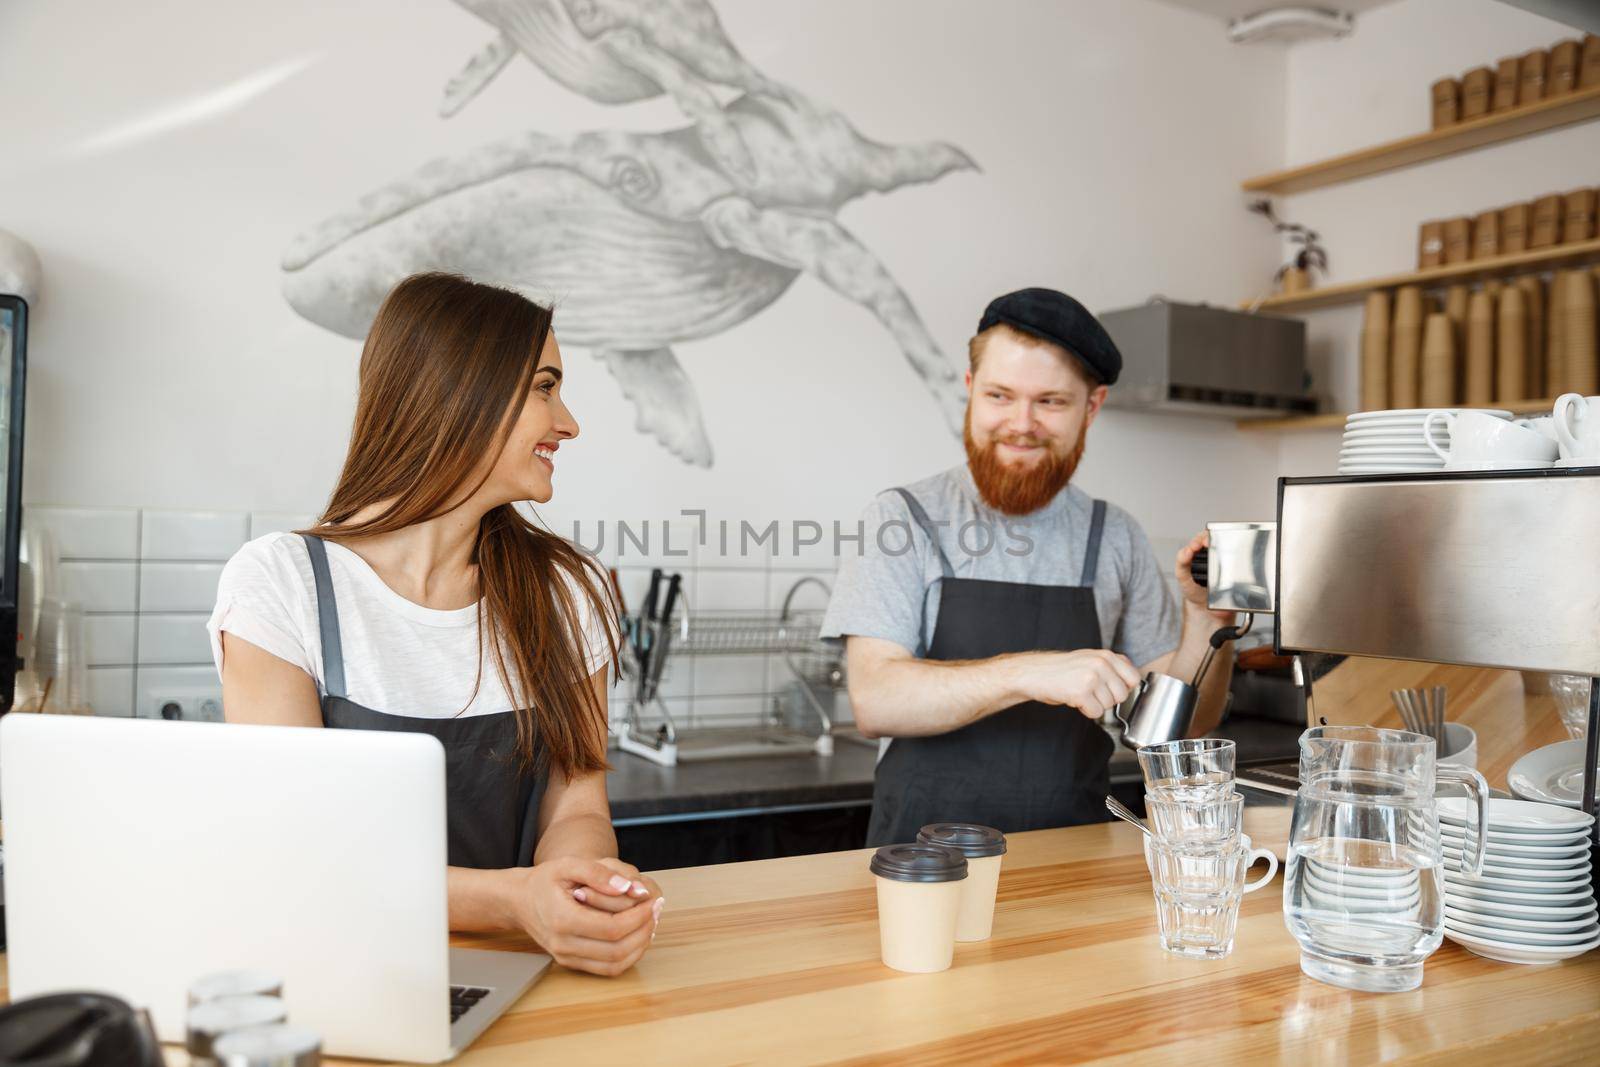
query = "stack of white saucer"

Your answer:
(1439, 797), (1598, 964)
(1339, 409), (1511, 475)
